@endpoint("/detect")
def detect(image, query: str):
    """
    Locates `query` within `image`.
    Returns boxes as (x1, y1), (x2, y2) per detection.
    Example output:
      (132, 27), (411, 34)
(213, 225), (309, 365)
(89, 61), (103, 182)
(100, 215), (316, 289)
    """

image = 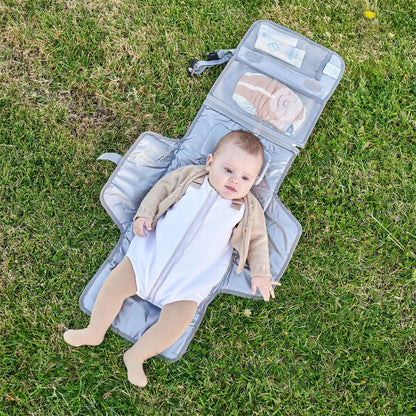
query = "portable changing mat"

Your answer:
(79, 21), (344, 361)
